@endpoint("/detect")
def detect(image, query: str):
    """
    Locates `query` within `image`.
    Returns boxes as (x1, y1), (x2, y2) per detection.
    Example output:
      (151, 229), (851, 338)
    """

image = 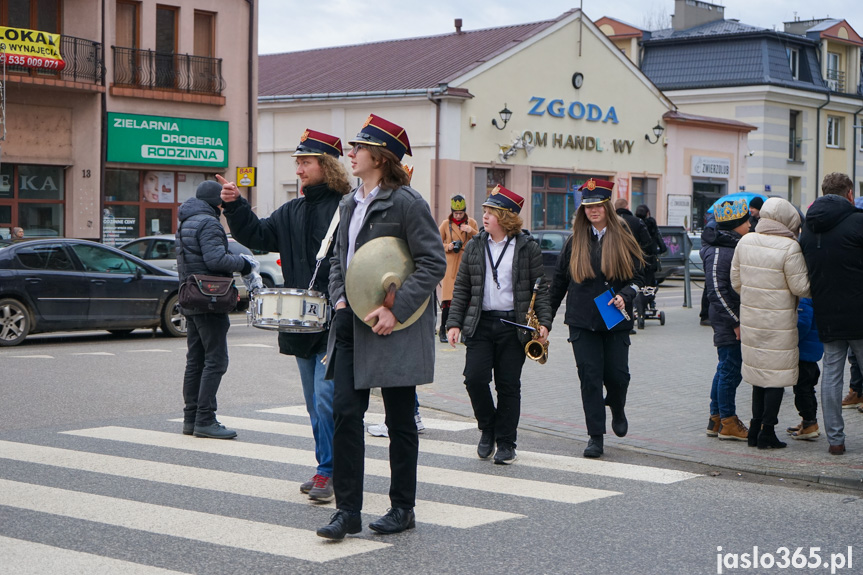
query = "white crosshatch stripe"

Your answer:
(0, 440), (522, 529)
(257, 406), (478, 432)
(209, 414), (699, 484)
(62, 427), (621, 505)
(0, 479), (389, 563)
(1, 535), (192, 575)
